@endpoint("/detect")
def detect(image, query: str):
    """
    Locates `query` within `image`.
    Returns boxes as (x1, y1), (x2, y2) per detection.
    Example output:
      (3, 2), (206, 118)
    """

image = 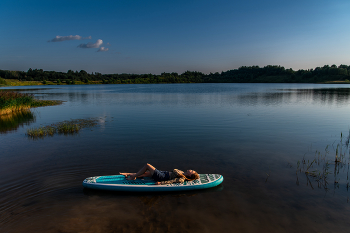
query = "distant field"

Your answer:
(0, 79), (91, 86)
